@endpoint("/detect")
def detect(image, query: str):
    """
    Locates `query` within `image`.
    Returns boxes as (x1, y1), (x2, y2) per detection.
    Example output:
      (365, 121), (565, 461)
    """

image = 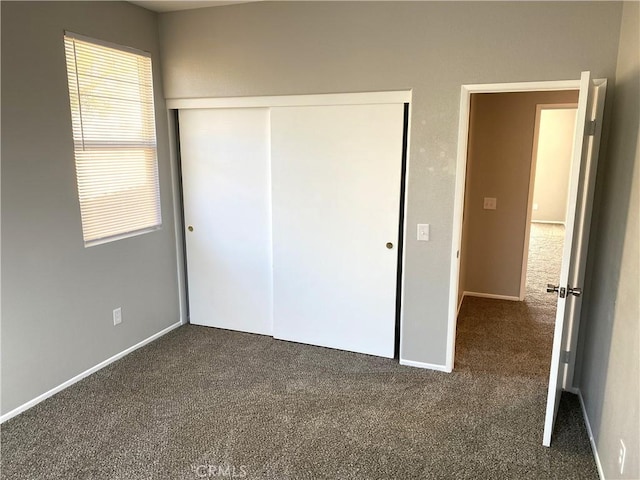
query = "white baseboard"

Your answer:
(463, 291), (520, 302)
(0, 321), (182, 424)
(531, 220), (565, 225)
(575, 388), (605, 480)
(400, 358), (452, 373)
